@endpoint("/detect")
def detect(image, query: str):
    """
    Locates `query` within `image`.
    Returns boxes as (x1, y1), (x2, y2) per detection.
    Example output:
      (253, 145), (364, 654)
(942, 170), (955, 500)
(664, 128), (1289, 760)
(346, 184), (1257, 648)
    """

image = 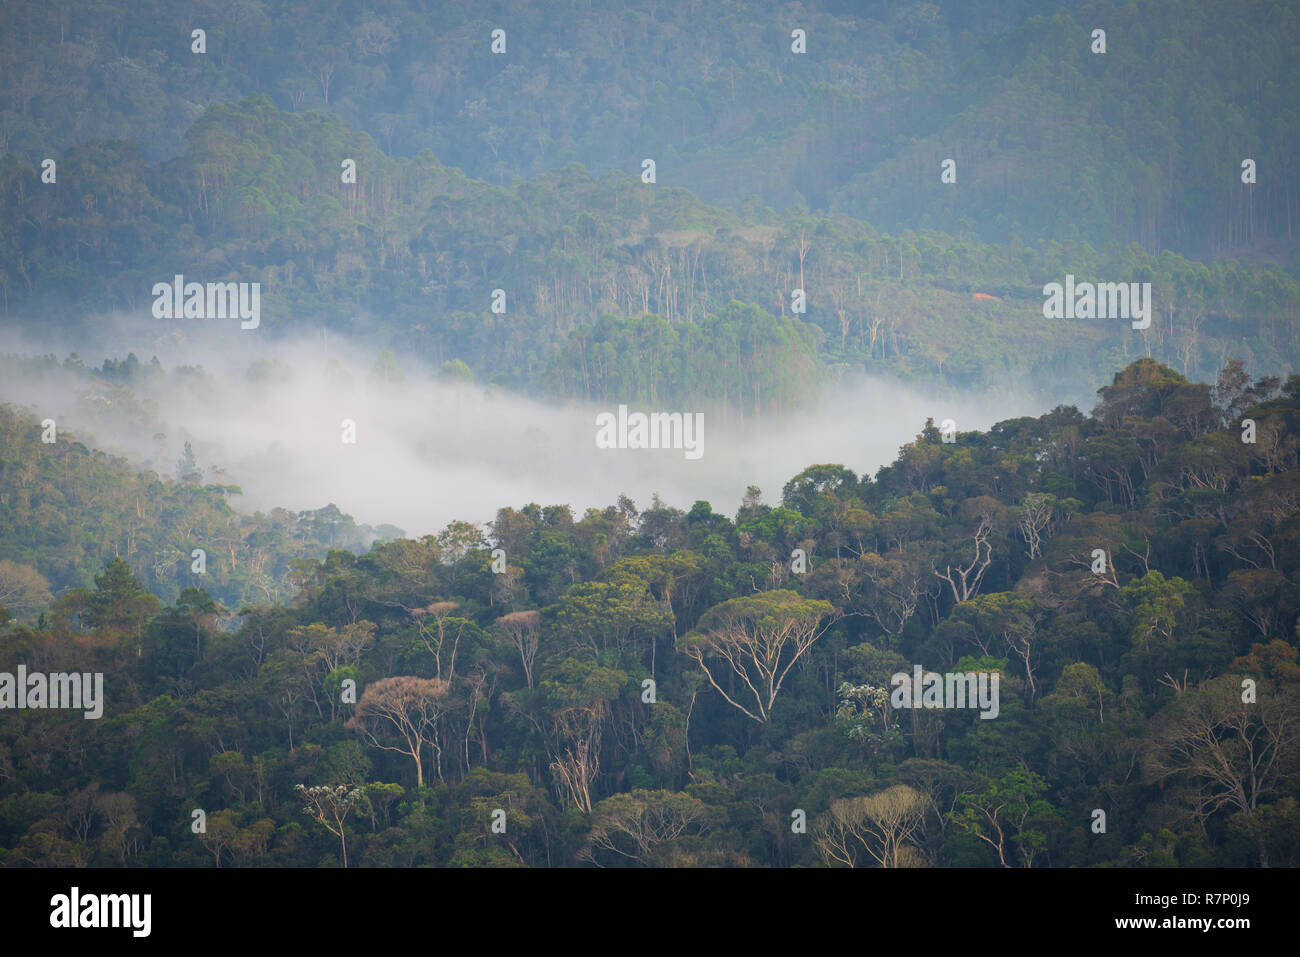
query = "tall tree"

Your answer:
(348, 676), (451, 787)
(679, 589), (838, 723)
